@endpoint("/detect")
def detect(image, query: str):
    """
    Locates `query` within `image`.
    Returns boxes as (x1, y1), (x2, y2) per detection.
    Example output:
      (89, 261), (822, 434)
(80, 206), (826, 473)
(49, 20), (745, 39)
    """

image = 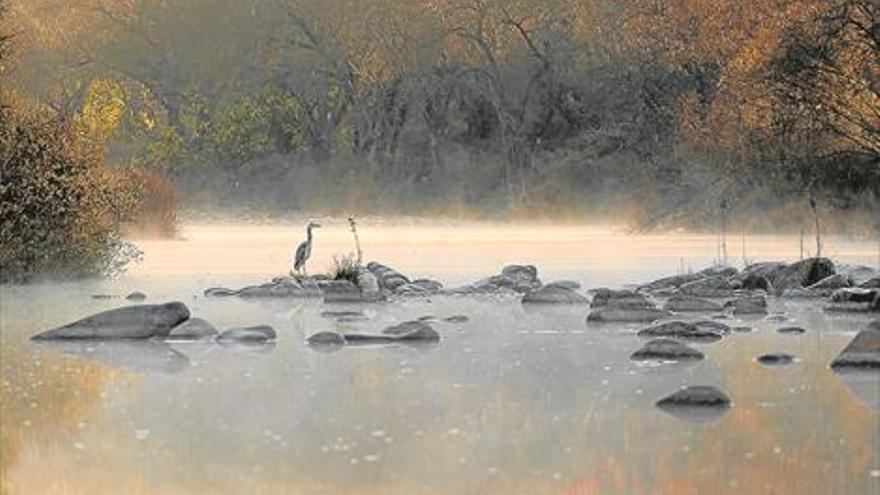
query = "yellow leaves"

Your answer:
(78, 78), (126, 142)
